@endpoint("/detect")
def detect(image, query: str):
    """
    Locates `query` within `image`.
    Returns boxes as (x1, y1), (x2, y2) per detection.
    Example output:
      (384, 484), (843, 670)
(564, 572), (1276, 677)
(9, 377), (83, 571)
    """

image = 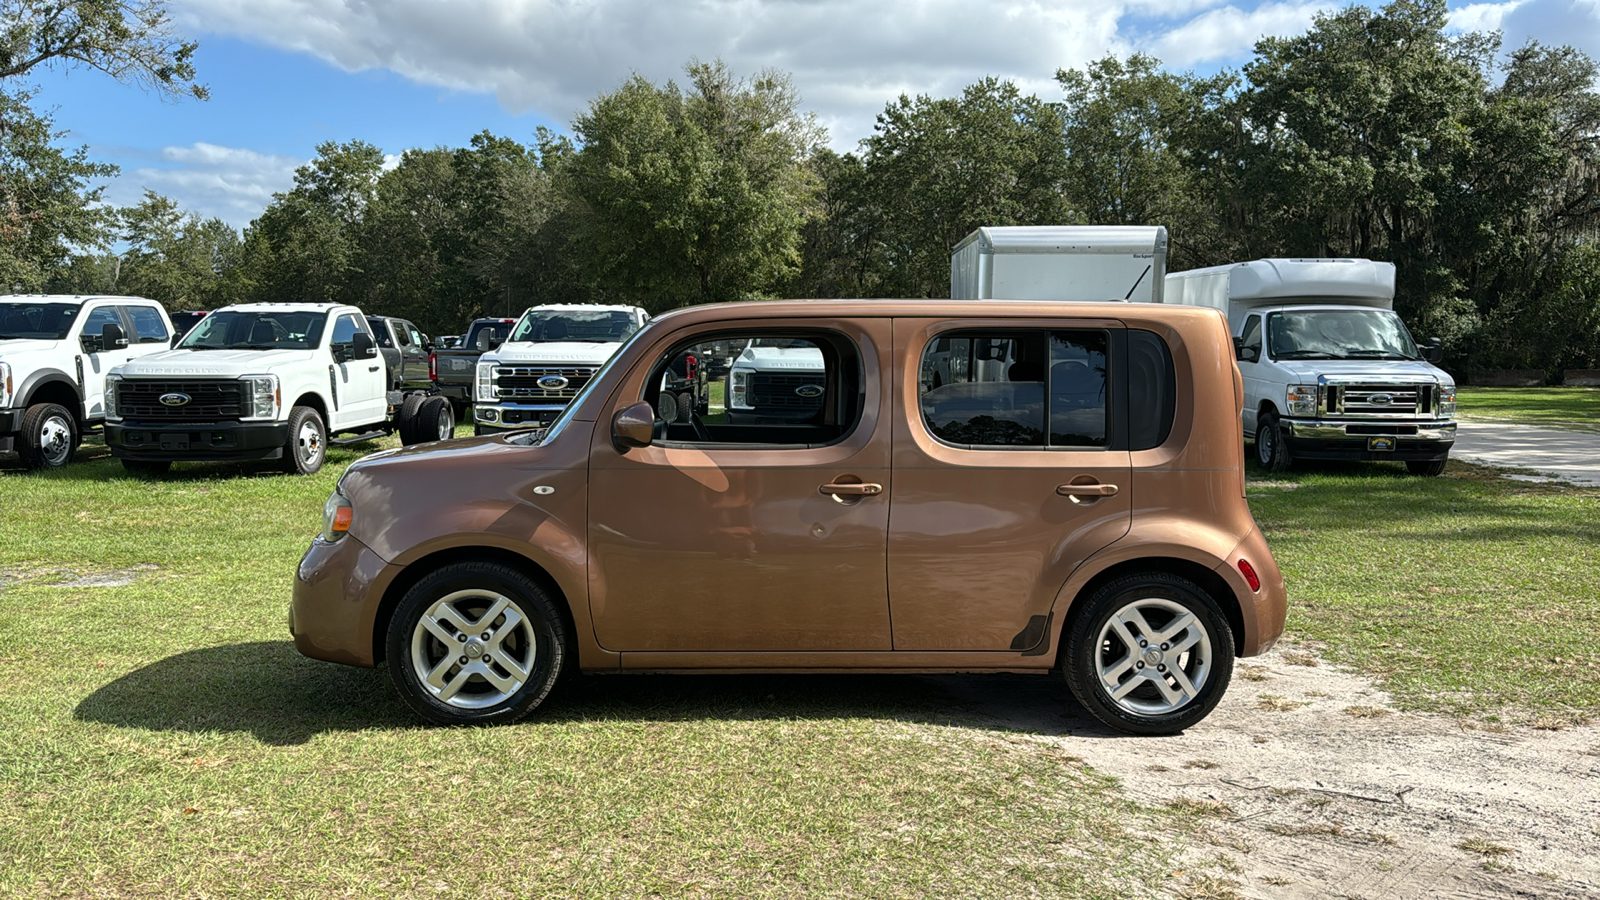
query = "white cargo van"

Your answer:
(1165, 258), (1455, 475)
(950, 226), (1168, 302)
